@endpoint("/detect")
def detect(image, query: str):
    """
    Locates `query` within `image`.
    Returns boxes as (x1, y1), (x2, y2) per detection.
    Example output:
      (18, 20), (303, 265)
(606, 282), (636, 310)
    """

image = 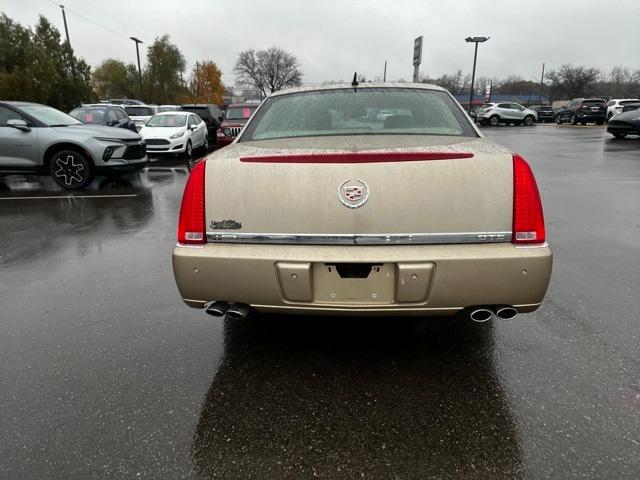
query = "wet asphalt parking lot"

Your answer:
(1, 125), (639, 479)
